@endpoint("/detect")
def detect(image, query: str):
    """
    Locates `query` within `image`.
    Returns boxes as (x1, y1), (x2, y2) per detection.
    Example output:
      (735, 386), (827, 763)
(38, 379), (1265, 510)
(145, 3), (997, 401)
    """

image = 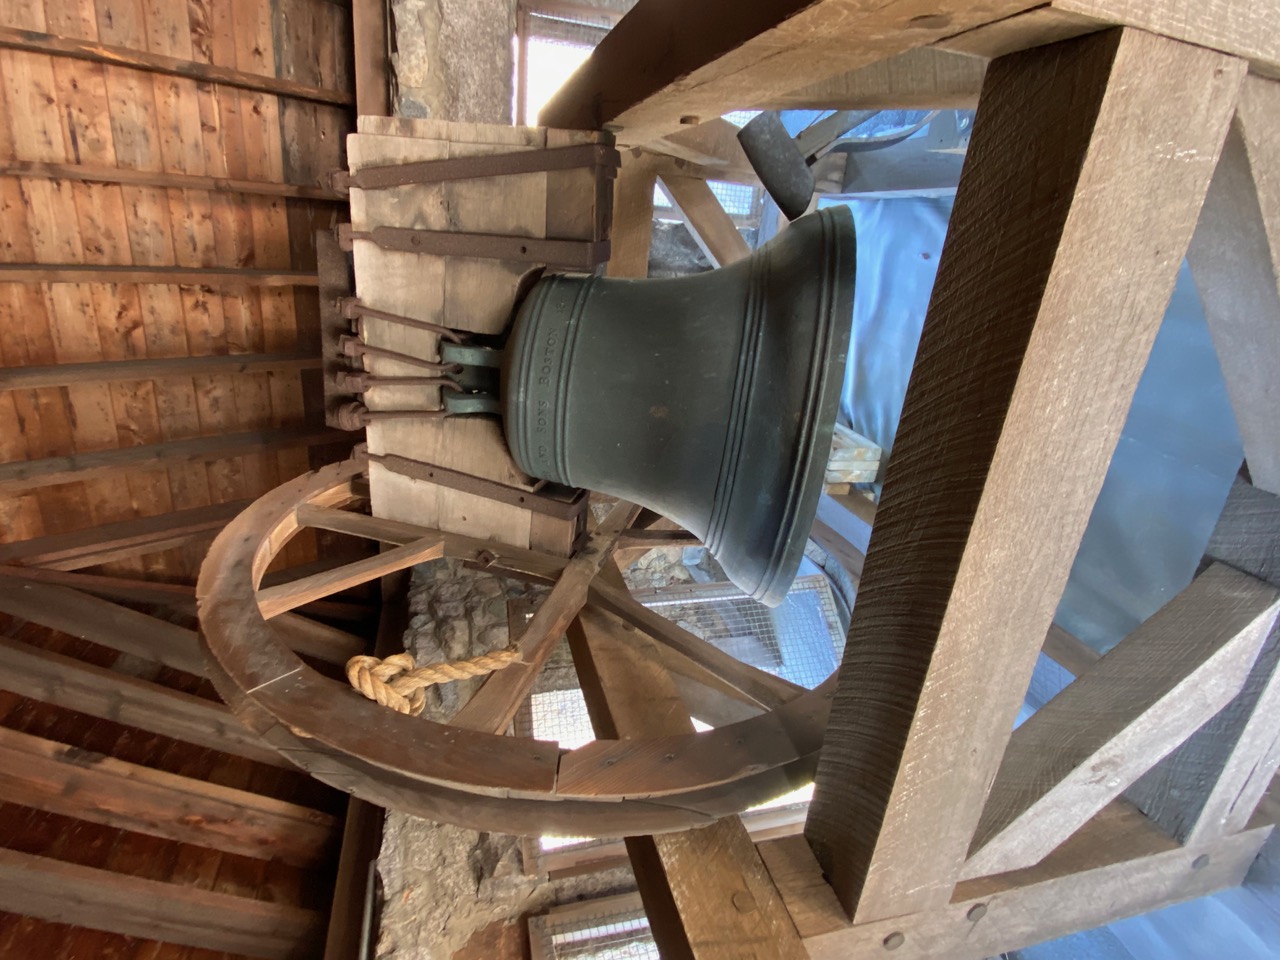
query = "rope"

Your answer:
(346, 646), (523, 716)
